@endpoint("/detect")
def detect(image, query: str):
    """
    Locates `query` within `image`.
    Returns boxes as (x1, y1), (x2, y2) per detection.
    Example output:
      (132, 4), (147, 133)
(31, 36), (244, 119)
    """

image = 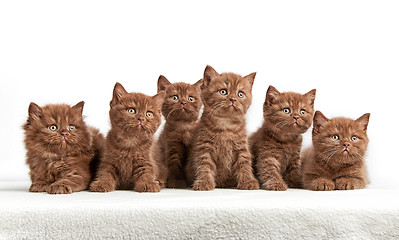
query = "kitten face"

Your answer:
(312, 111), (370, 164)
(110, 82), (164, 135)
(157, 75), (202, 122)
(25, 102), (89, 150)
(263, 85), (316, 134)
(201, 65), (255, 118)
